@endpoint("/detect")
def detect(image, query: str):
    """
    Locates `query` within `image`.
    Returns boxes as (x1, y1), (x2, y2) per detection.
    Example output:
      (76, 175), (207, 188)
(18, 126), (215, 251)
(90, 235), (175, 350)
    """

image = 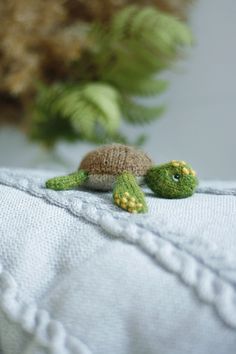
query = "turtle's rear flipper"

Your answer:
(113, 172), (148, 213)
(46, 170), (88, 190)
